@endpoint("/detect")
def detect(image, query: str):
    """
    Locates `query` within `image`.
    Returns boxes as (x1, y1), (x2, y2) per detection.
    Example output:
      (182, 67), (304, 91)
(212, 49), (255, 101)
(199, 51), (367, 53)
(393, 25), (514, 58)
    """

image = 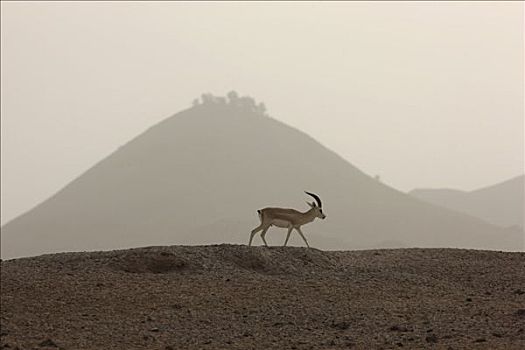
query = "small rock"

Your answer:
(465, 298), (472, 302)
(38, 339), (58, 347)
(389, 325), (409, 332)
(331, 321), (350, 330)
(150, 327), (160, 332)
(474, 338), (486, 343)
(425, 335), (438, 343)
